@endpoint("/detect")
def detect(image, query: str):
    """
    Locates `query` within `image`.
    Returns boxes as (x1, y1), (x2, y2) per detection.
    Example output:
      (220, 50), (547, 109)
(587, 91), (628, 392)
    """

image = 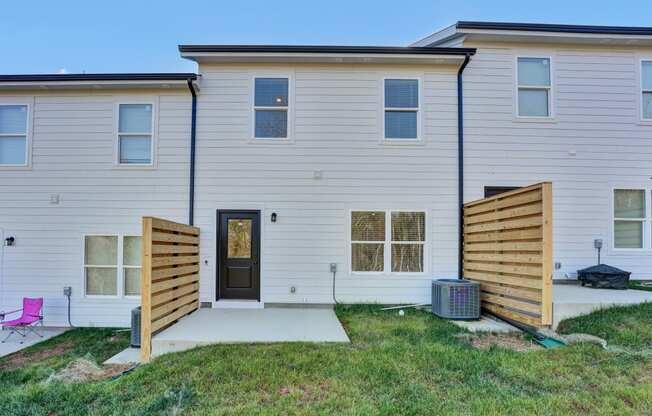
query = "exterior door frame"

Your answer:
(216, 209), (261, 301)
